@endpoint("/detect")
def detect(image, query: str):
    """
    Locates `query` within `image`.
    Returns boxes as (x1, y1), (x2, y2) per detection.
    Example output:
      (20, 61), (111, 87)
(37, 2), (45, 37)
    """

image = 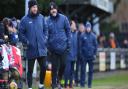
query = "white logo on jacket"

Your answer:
(29, 21), (32, 24)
